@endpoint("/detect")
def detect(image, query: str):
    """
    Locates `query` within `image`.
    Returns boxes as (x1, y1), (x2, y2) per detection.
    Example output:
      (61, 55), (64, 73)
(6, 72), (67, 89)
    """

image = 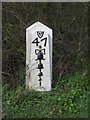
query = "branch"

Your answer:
(2, 72), (13, 79)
